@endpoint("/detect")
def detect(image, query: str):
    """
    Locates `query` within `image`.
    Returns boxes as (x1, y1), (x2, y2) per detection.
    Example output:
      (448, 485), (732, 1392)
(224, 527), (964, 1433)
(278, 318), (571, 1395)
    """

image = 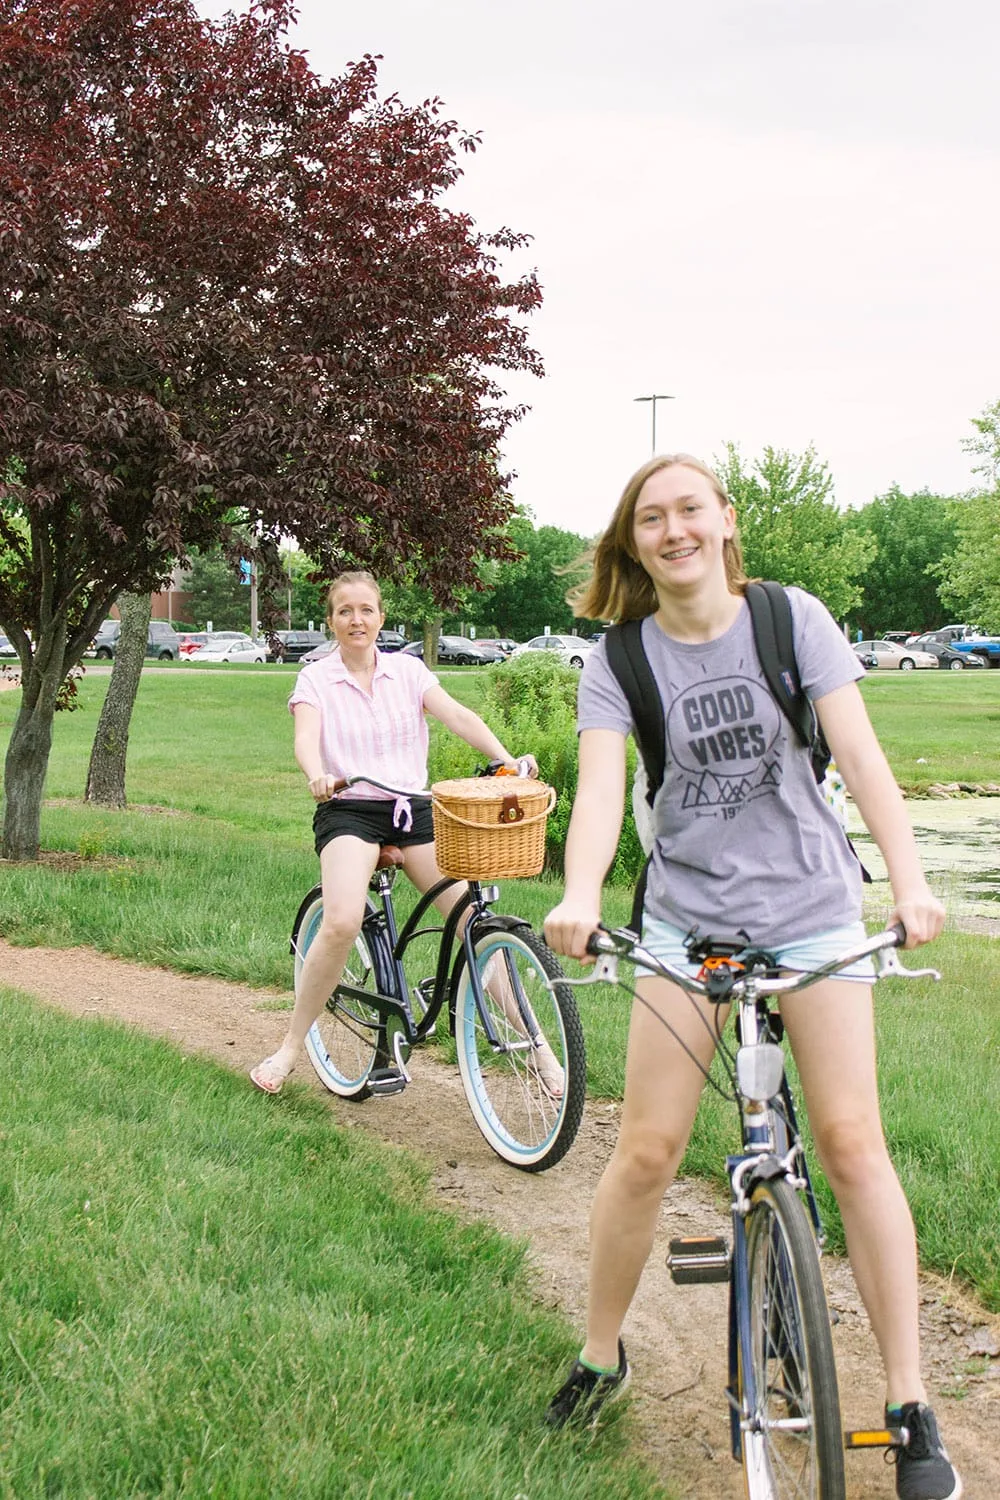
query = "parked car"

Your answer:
(177, 632), (209, 658)
(90, 619), (182, 660)
(475, 638), (518, 658)
(852, 639), (938, 671)
(470, 640), (507, 664)
(401, 636), (491, 666)
(511, 633), (595, 668)
(268, 629), (327, 662)
(854, 648), (879, 670)
(882, 631), (916, 644)
(908, 623), (978, 646)
(186, 632), (266, 664)
(943, 634), (1000, 668)
(298, 639), (337, 664)
(0, 632), (17, 658)
(907, 634), (987, 670)
(376, 628), (407, 652)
